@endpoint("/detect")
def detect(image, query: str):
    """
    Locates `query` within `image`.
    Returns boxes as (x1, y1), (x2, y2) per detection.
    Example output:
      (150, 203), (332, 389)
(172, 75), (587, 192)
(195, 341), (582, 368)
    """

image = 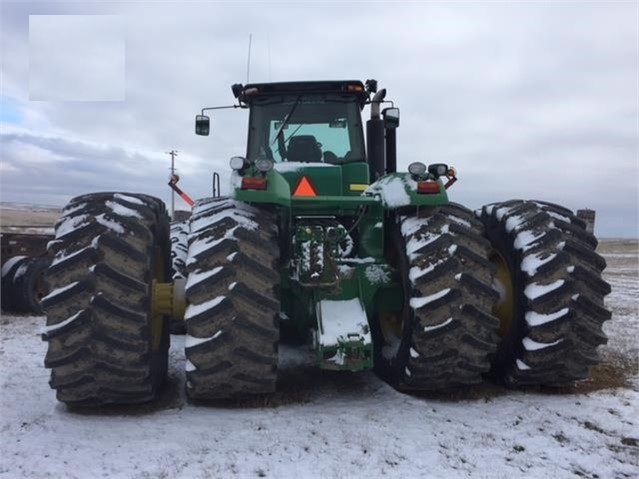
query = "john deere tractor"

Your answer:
(40, 80), (611, 405)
